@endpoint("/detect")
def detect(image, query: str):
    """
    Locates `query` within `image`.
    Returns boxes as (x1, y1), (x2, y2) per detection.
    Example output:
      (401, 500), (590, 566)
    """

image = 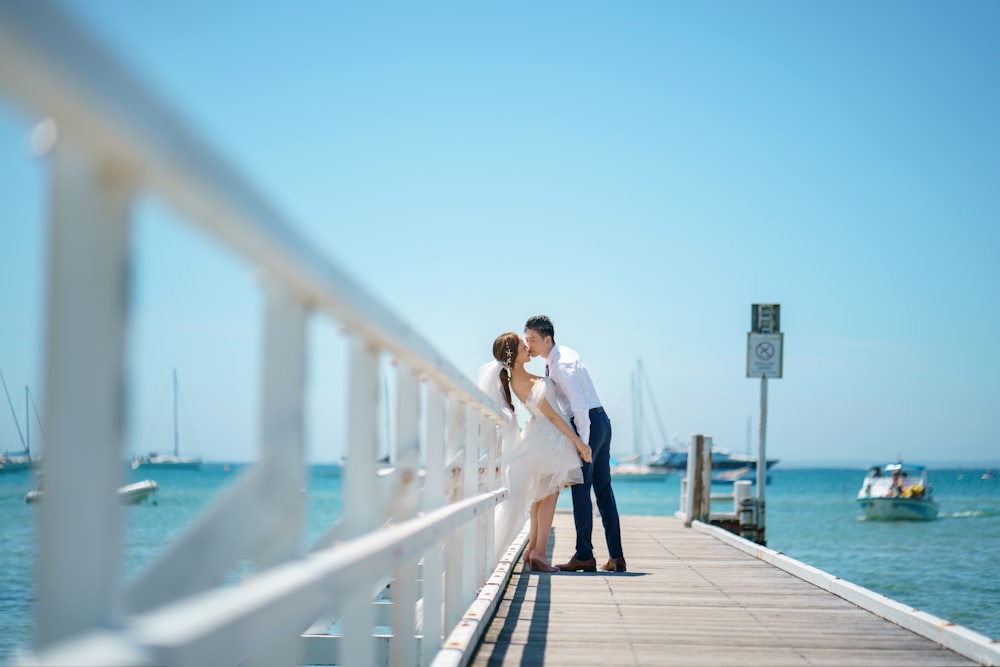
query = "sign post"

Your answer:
(746, 304), (783, 545)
